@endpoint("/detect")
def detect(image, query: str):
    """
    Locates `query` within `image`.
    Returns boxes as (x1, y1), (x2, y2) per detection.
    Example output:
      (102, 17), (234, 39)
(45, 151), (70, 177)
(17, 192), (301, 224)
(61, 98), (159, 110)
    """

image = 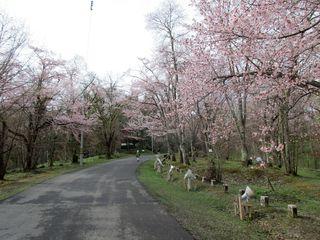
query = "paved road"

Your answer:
(0, 156), (194, 240)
